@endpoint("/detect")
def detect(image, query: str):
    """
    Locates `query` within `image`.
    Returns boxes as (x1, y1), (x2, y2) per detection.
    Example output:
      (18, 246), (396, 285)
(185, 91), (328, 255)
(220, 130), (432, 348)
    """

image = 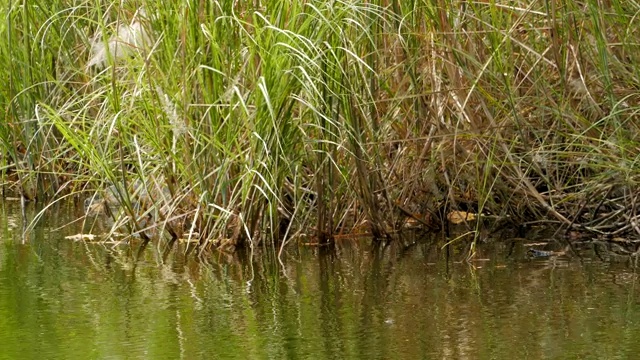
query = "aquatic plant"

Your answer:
(2, 0), (639, 250)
